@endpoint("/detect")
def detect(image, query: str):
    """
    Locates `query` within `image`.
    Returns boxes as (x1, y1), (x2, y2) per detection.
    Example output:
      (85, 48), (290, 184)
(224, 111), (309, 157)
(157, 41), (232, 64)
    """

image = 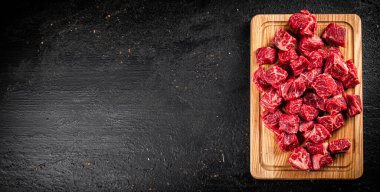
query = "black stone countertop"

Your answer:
(0, 0), (379, 191)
